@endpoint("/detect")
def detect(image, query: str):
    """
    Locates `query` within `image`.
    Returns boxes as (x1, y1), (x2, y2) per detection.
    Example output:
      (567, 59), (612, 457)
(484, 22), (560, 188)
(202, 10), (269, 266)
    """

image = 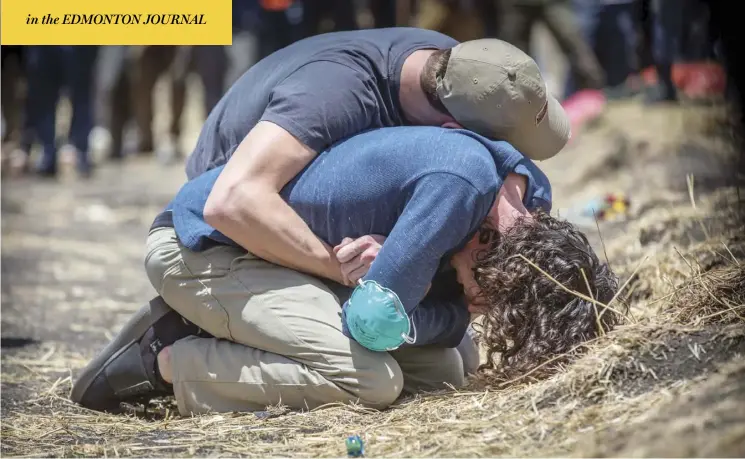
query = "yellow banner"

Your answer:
(1, 0), (232, 45)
